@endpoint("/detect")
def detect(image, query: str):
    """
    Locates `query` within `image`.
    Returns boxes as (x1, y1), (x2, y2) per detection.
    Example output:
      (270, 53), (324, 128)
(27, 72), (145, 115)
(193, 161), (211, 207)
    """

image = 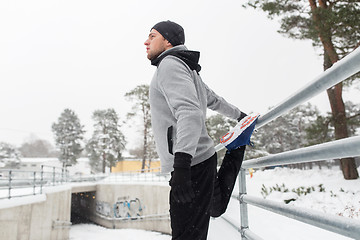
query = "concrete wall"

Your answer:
(0, 187), (71, 240)
(88, 184), (171, 234)
(0, 183), (171, 239)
